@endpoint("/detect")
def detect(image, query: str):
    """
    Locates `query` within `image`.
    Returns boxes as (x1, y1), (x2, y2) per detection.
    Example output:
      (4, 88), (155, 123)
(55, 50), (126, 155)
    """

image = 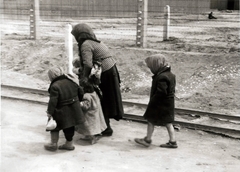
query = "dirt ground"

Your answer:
(1, 12), (240, 116)
(1, 98), (240, 172)
(1, 11), (240, 171)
